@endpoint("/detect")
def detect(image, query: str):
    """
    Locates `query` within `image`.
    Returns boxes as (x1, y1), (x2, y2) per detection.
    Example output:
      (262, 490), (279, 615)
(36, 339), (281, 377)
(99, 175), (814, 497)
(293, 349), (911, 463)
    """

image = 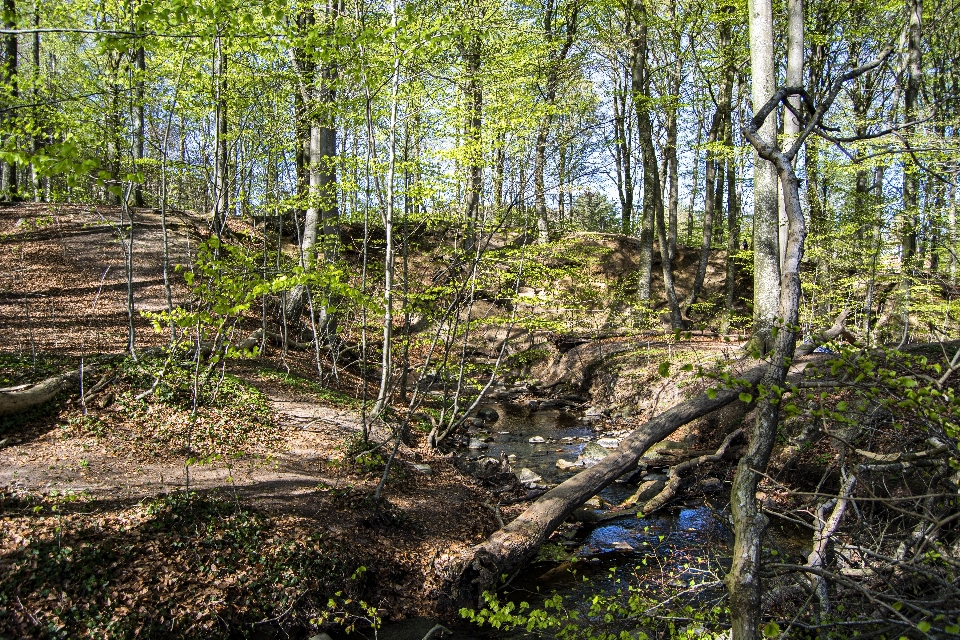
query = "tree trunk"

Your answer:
(687, 120), (702, 244)
(684, 108), (721, 311)
(133, 43), (146, 207)
(899, 0), (922, 339)
(373, 3), (401, 418)
(631, 0), (653, 299)
(534, 125), (550, 243)
(747, 0), (780, 355)
(0, 368), (88, 417)
(2, 0), (17, 201)
(212, 31), (229, 235)
(612, 47), (634, 235)
(461, 37), (482, 227)
(442, 363), (766, 610)
(665, 26), (681, 260)
(731, 45), (890, 639)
